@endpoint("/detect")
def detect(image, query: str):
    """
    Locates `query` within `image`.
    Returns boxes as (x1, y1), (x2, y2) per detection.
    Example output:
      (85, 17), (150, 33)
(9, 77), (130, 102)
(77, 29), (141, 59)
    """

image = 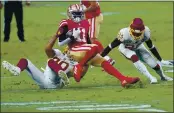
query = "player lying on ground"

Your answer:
(101, 18), (173, 84)
(2, 36), (88, 89)
(52, 4), (140, 87)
